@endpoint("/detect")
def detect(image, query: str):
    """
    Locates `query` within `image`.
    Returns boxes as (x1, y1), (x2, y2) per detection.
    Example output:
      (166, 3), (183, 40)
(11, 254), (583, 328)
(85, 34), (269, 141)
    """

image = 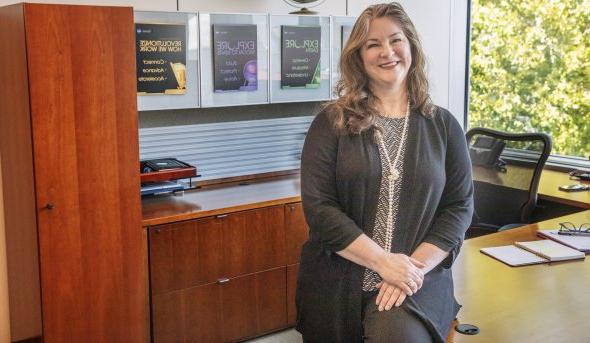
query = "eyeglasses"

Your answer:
(558, 222), (590, 236)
